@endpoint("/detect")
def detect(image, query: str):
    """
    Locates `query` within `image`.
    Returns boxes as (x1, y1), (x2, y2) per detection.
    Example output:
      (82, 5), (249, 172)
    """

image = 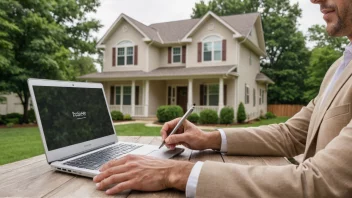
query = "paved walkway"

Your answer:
(113, 120), (218, 130)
